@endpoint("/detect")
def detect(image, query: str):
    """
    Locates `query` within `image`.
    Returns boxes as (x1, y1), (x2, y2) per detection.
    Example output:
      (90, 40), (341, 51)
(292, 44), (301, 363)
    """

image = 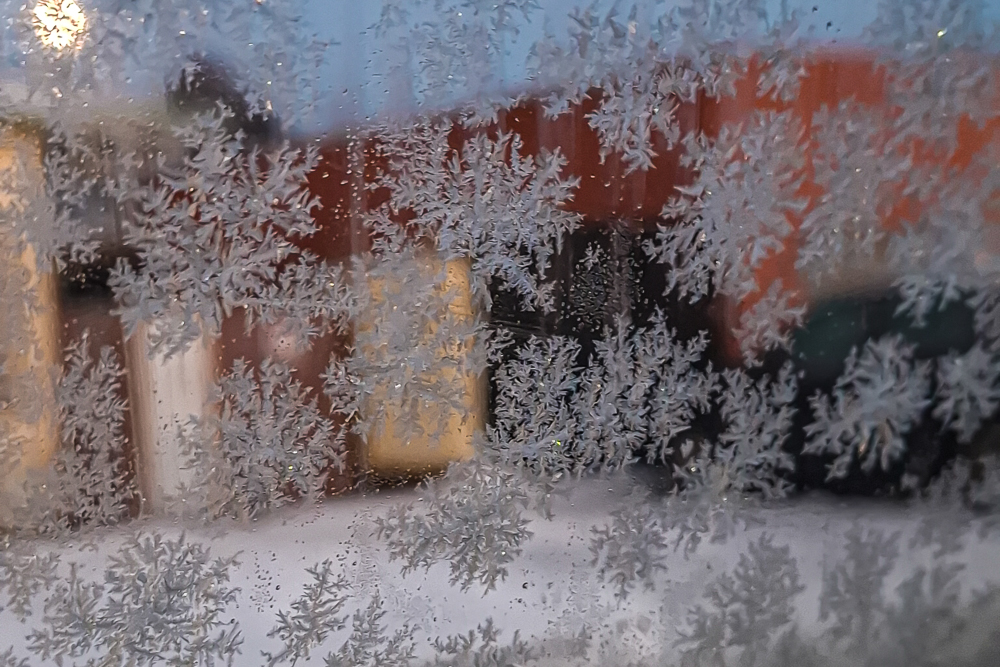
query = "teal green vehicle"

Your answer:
(789, 291), (982, 494)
